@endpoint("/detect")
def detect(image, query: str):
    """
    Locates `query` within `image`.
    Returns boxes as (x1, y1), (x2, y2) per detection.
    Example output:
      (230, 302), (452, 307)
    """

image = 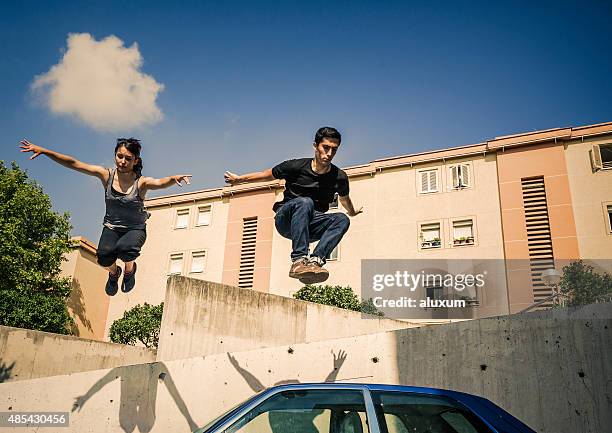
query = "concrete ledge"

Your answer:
(157, 276), (419, 360)
(0, 326), (156, 382)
